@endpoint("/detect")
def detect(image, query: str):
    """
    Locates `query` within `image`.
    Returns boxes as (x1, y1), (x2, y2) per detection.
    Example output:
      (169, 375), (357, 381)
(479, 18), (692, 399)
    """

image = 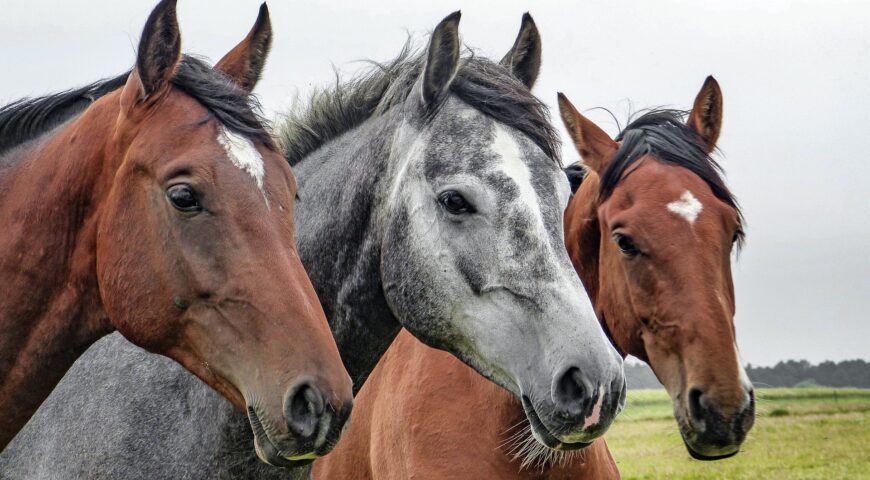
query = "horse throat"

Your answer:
(293, 115), (404, 393)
